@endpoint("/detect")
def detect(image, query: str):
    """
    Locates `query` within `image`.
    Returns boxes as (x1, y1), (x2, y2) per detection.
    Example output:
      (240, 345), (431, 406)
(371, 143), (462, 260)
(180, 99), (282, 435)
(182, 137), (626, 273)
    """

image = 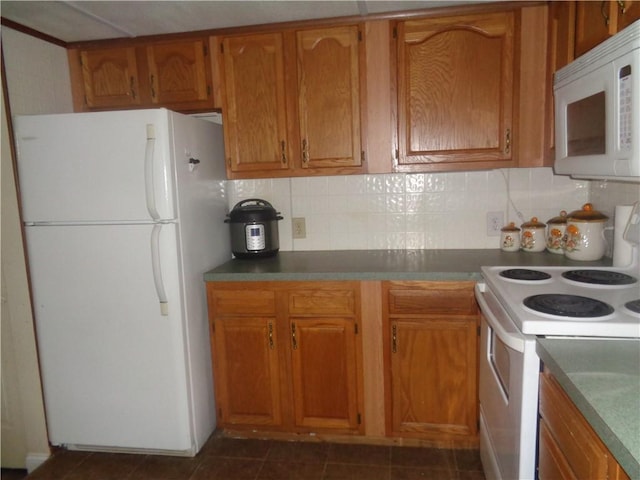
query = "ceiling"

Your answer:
(0, 0), (492, 44)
